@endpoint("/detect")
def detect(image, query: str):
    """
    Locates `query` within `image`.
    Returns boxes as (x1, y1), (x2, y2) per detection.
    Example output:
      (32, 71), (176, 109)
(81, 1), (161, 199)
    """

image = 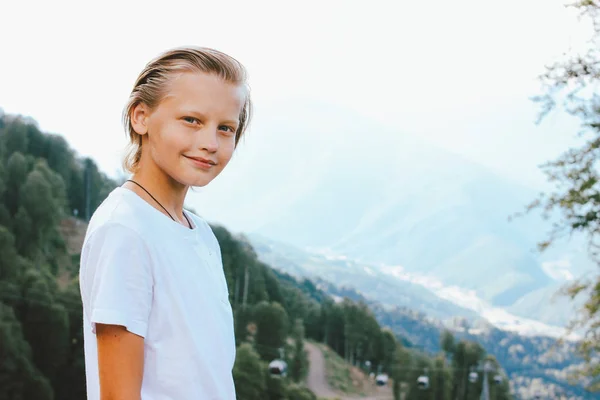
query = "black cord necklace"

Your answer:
(125, 179), (192, 229)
